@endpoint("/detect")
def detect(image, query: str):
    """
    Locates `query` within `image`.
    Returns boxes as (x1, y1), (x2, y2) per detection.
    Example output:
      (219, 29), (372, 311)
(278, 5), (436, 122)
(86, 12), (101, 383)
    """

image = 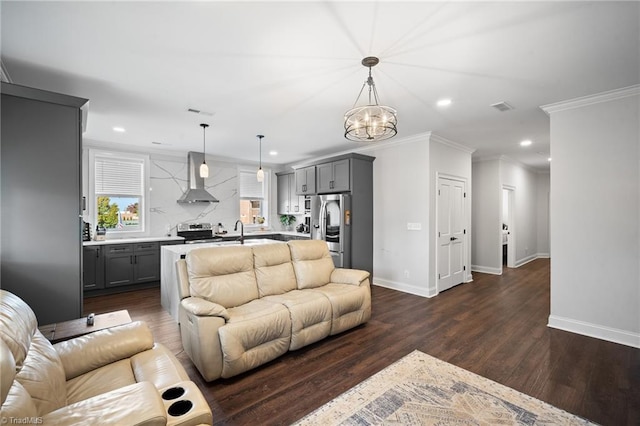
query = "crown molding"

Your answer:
(430, 133), (476, 154)
(541, 84), (640, 115)
(287, 132), (432, 169)
(82, 138), (270, 168)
